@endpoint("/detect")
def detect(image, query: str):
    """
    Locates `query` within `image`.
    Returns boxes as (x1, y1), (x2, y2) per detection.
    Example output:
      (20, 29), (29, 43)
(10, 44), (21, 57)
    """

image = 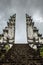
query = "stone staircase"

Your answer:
(0, 44), (43, 65)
